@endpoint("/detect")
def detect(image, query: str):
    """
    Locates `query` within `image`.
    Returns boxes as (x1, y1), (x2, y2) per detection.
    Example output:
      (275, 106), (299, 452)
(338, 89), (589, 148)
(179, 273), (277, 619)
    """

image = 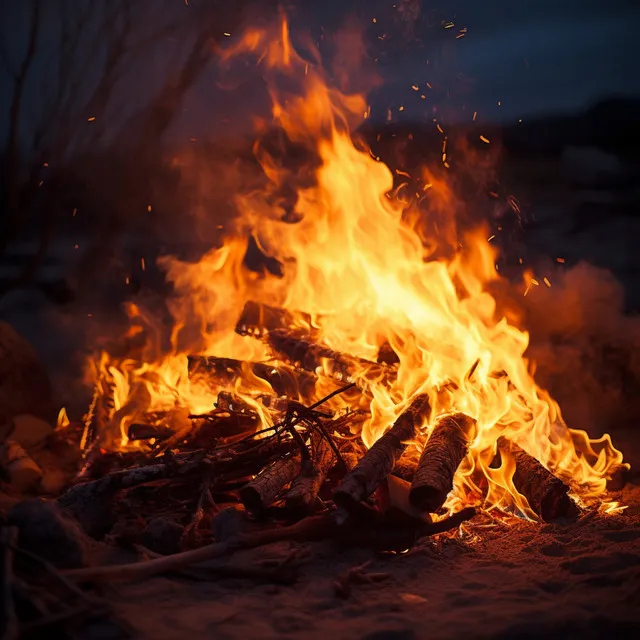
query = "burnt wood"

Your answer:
(497, 436), (574, 521)
(409, 412), (475, 513)
(333, 395), (430, 512)
(240, 453), (302, 512)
